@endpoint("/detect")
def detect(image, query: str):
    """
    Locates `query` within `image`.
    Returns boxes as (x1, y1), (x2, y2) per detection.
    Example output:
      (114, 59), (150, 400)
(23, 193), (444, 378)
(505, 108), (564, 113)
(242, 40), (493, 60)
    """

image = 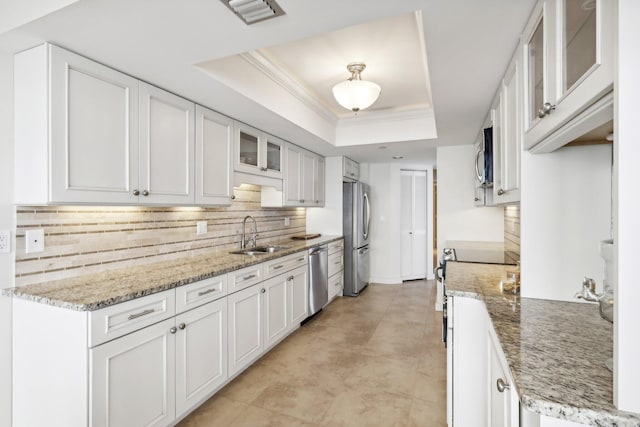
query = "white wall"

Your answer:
(306, 157), (343, 235)
(520, 145), (612, 302)
(615, 0), (640, 412)
(365, 162), (435, 284)
(436, 145), (504, 255)
(0, 48), (15, 427)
